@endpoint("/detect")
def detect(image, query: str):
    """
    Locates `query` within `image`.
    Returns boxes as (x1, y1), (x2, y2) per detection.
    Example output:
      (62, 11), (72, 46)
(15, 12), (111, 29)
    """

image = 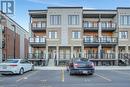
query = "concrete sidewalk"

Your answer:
(35, 66), (130, 70)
